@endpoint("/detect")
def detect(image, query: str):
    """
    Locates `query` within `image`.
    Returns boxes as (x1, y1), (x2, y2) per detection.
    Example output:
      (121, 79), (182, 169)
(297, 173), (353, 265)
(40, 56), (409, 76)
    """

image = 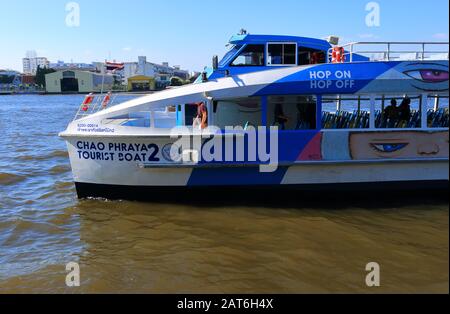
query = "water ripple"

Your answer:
(0, 95), (448, 293)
